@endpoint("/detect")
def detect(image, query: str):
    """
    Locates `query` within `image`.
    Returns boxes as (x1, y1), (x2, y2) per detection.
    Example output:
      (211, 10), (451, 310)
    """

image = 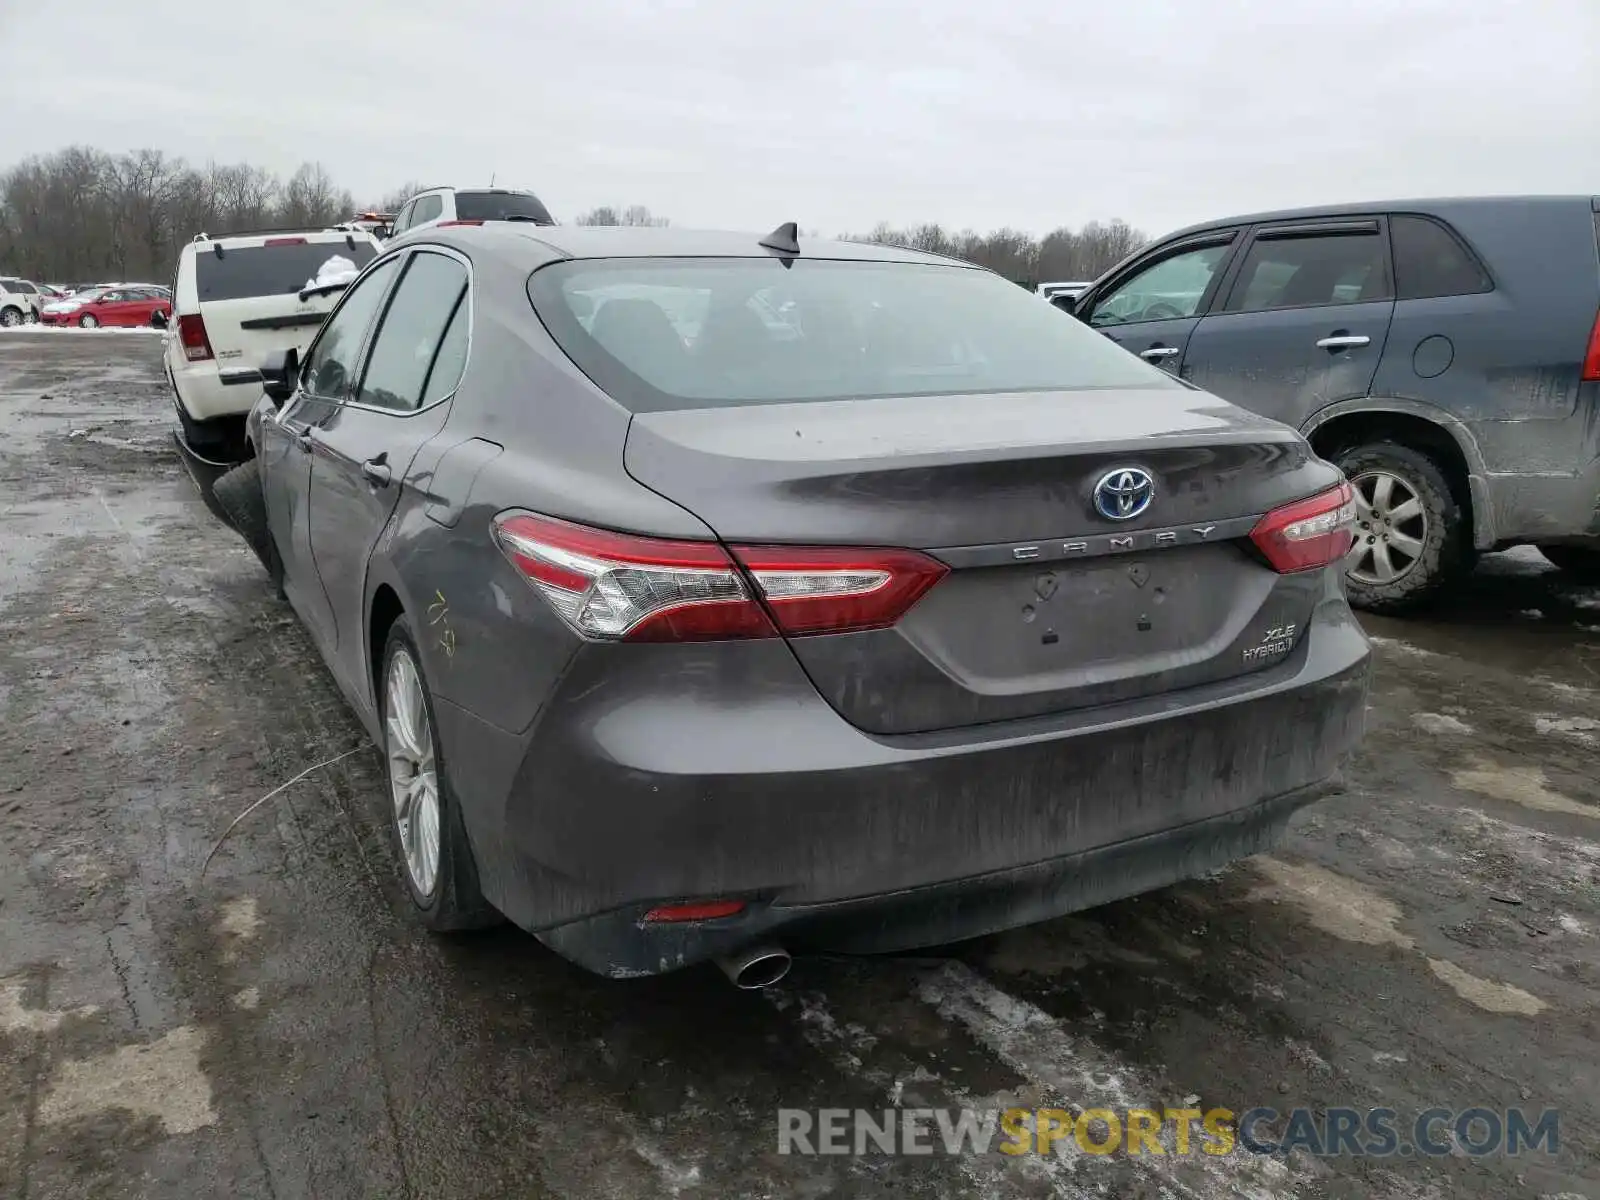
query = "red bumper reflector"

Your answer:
(642, 899), (747, 923)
